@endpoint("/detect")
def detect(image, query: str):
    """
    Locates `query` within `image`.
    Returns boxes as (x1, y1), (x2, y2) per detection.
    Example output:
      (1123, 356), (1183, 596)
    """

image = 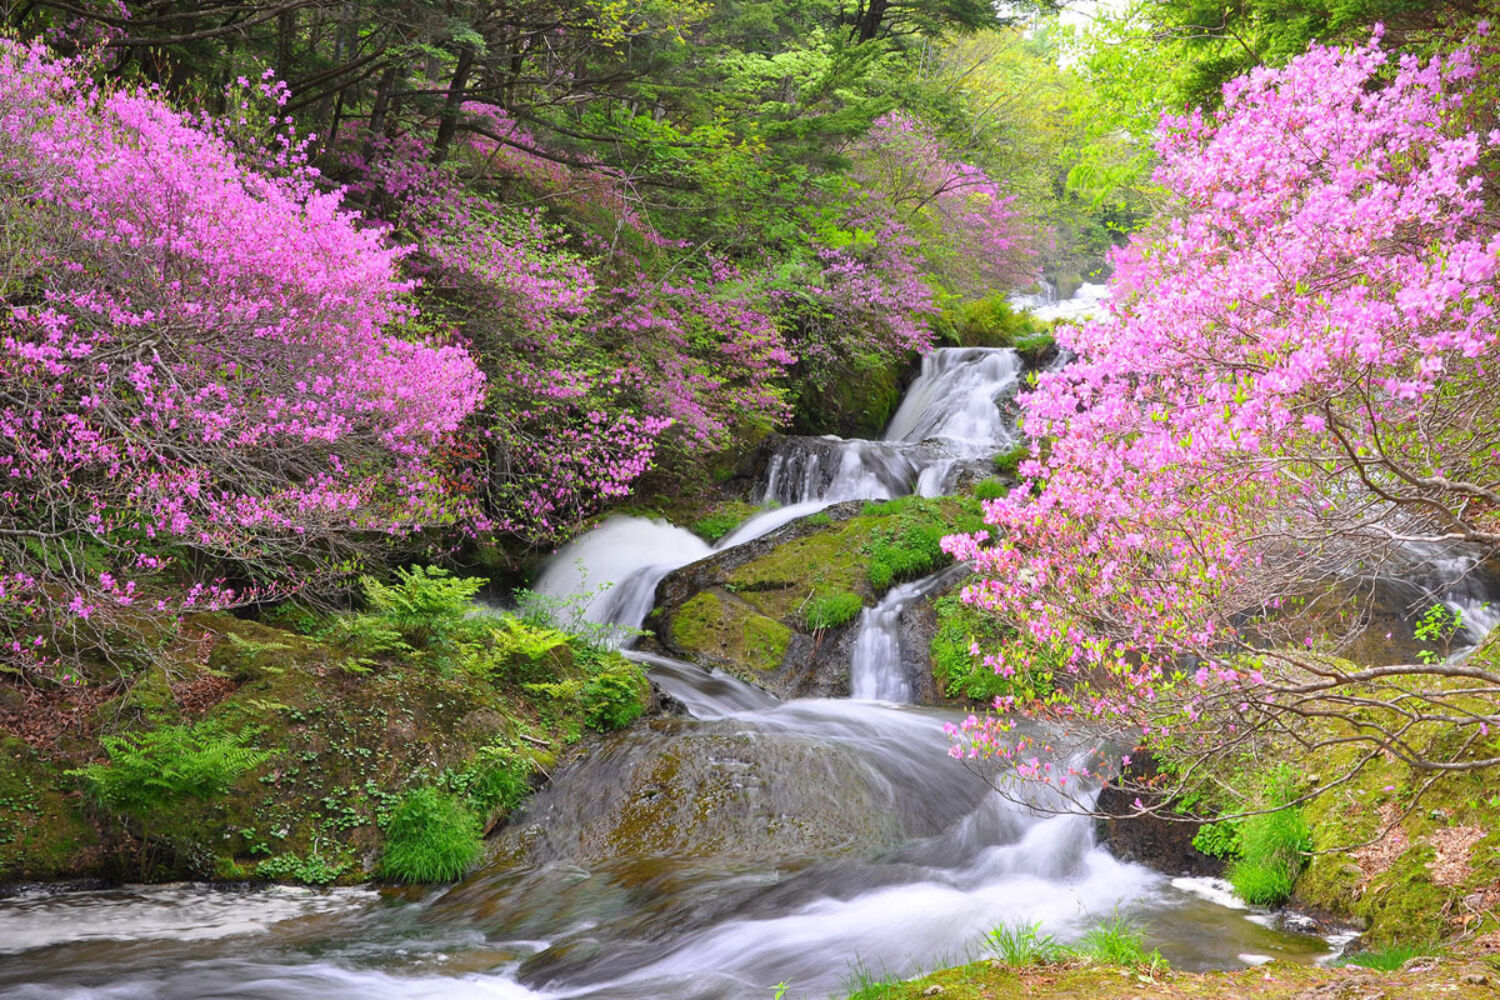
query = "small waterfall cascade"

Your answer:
(0, 284), (1336, 1000)
(535, 344), (1031, 635)
(755, 346), (1027, 508)
(1012, 280), (1111, 324)
(849, 565), (969, 703)
(1388, 539), (1500, 645)
(883, 347), (1023, 455)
